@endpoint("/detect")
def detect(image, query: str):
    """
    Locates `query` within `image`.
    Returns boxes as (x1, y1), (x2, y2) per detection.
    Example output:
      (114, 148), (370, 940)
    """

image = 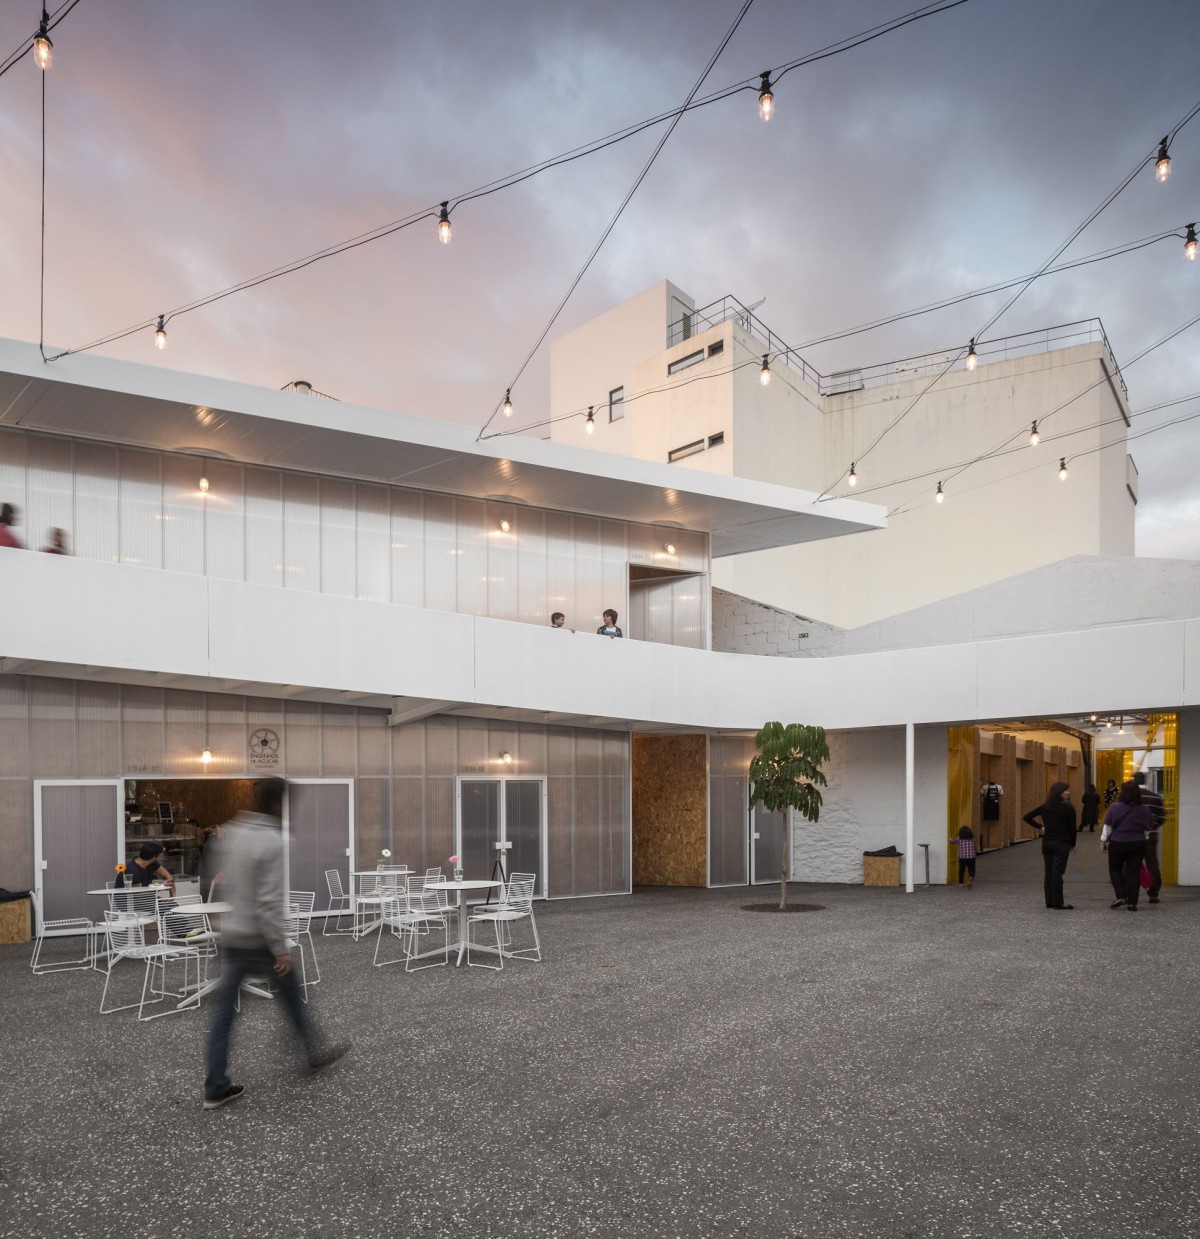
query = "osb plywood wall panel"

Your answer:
(632, 735), (707, 887)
